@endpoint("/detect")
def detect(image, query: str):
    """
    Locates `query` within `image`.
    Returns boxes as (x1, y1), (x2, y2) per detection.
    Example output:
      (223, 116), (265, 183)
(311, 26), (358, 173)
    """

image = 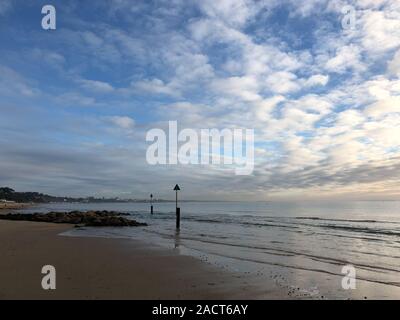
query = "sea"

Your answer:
(17, 200), (400, 299)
